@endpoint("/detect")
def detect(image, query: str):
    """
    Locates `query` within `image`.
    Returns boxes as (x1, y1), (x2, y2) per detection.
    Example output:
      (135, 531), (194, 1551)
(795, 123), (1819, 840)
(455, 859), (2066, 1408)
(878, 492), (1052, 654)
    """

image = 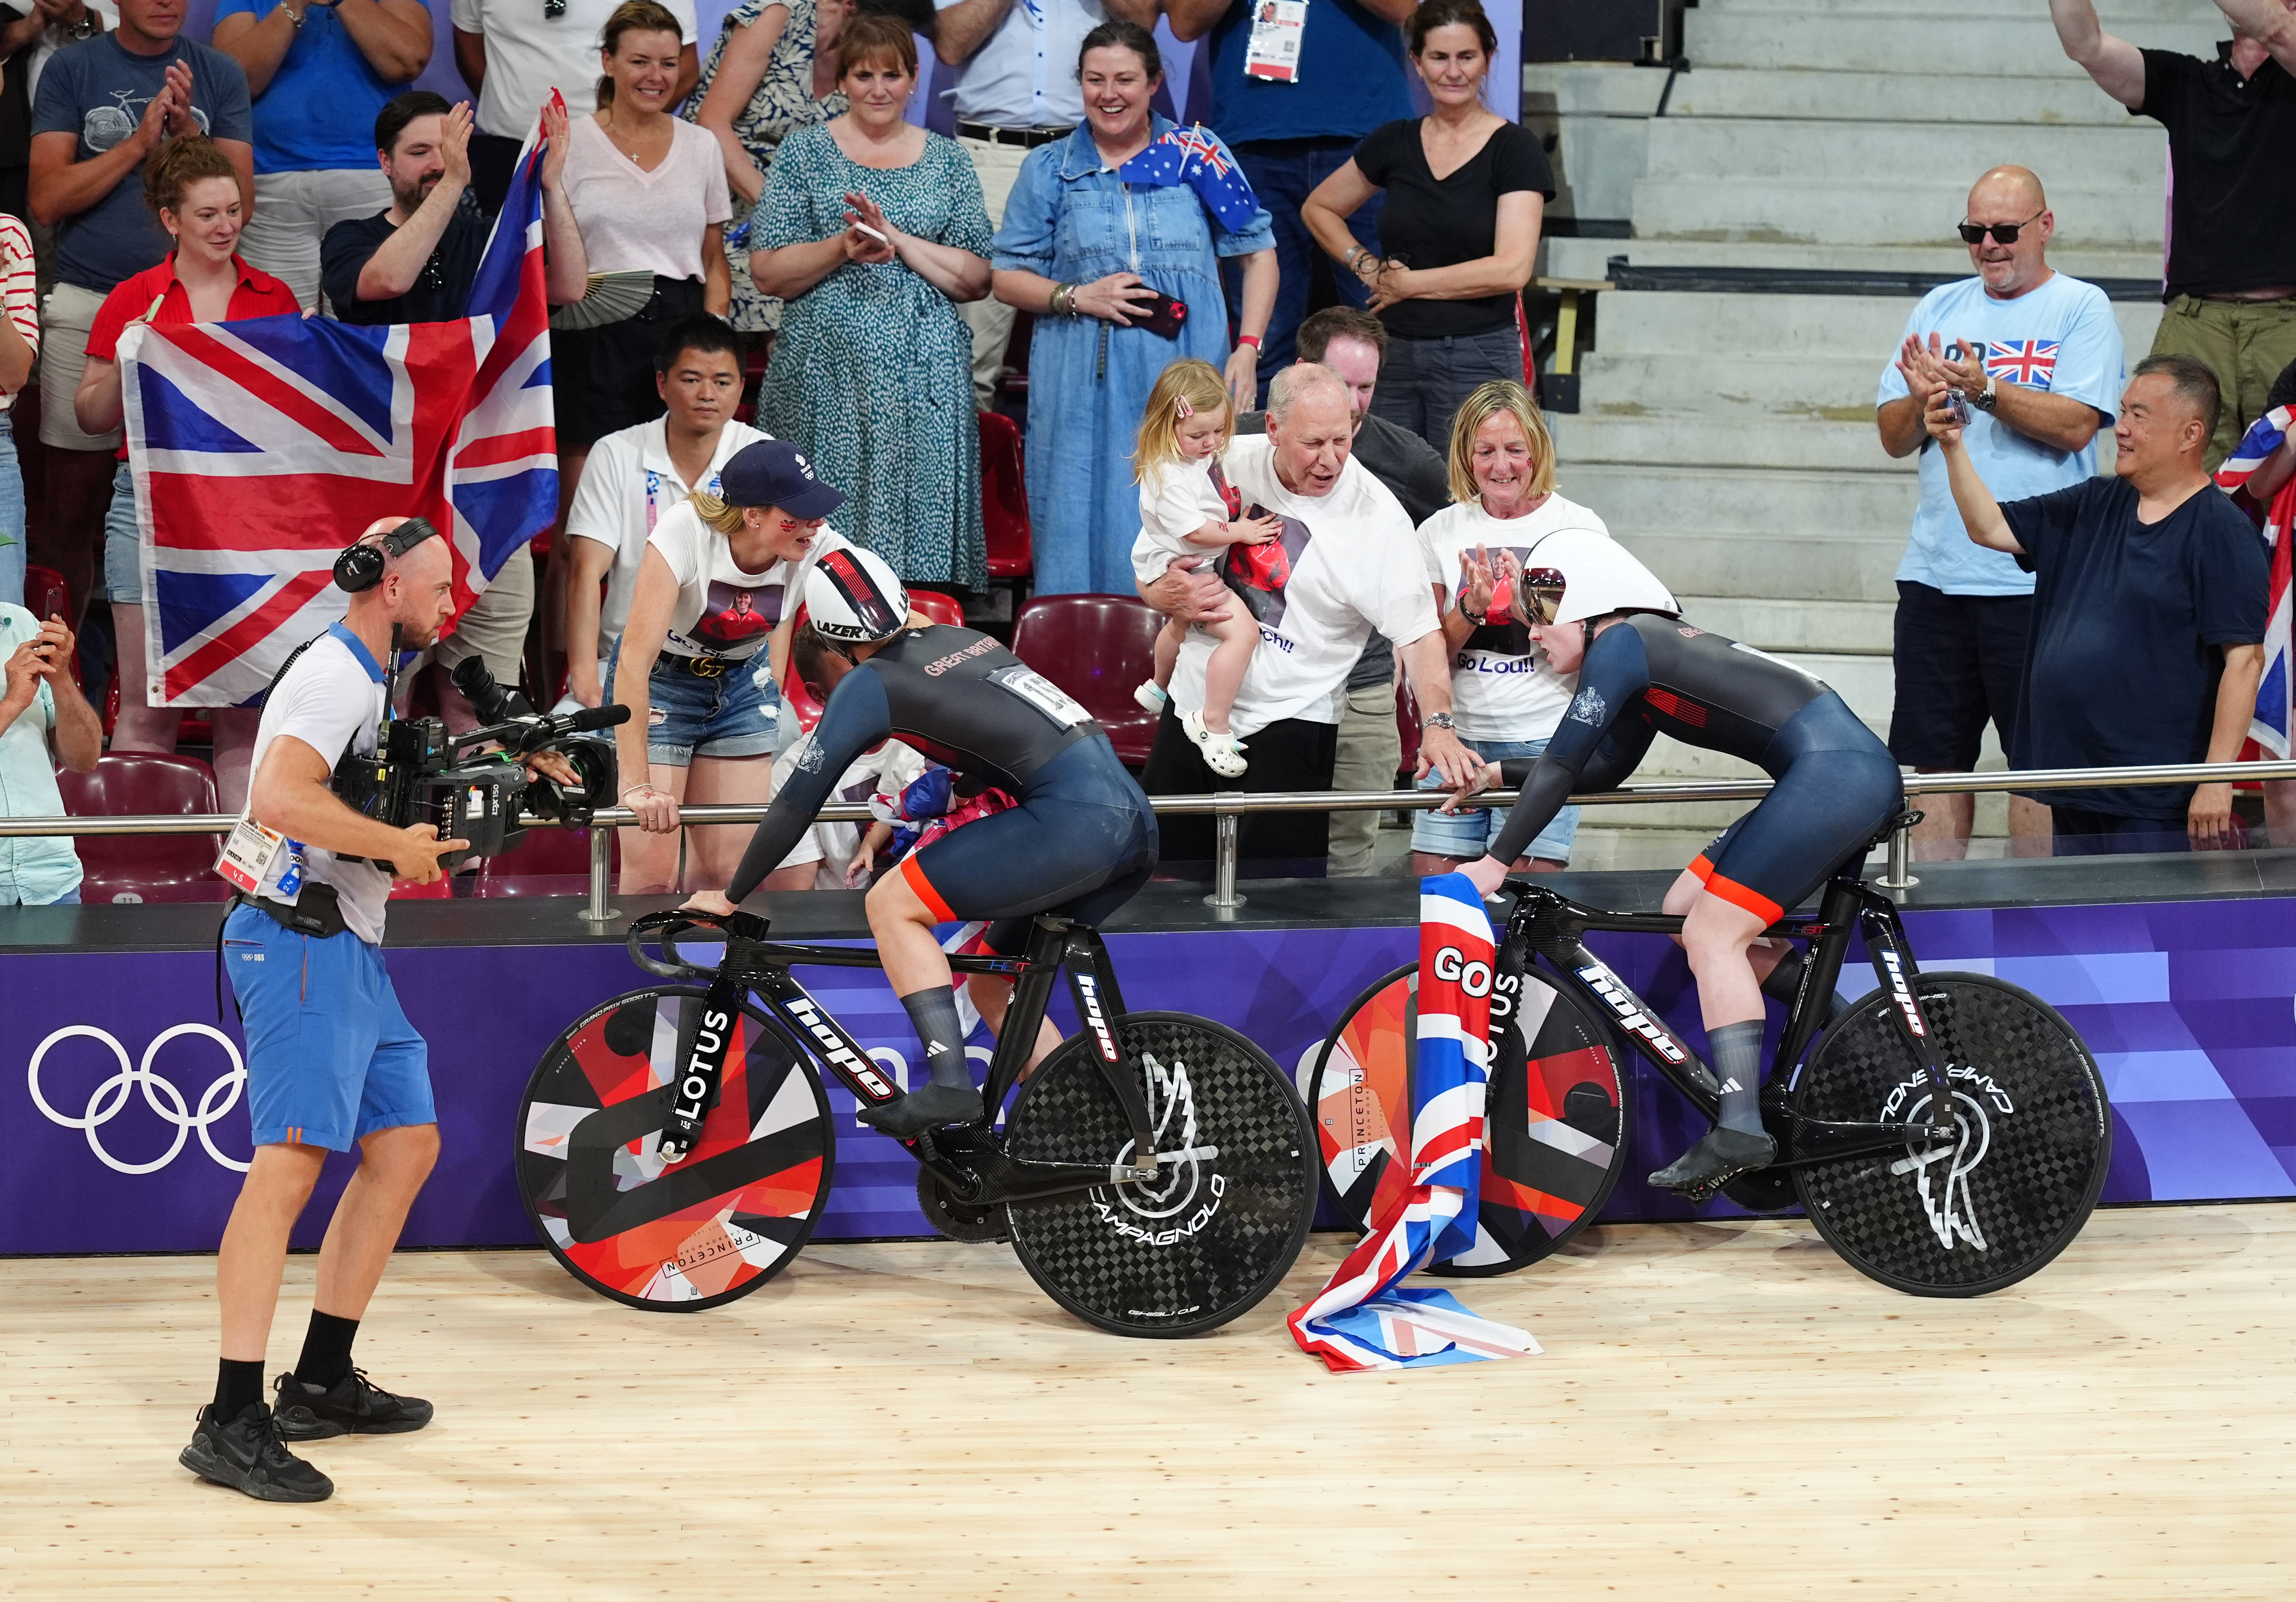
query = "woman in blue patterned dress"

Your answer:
(751, 13), (993, 588)
(989, 21), (1277, 596)
(683, 0), (851, 332)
